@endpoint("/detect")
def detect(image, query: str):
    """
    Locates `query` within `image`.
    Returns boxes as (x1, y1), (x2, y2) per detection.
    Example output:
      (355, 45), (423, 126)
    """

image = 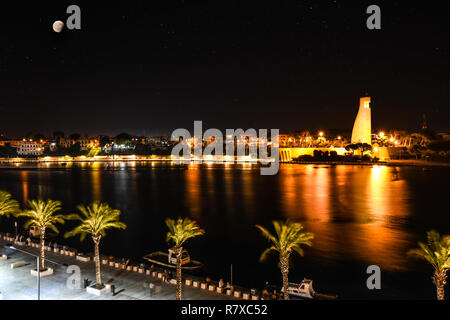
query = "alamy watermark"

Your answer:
(366, 5), (381, 30)
(366, 265), (381, 290)
(170, 121), (280, 175)
(66, 264), (82, 289)
(66, 5), (82, 30)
